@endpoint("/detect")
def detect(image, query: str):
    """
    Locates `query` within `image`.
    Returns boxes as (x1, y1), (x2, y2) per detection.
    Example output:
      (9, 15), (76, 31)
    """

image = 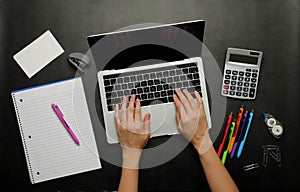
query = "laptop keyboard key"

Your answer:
(104, 80), (110, 86)
(150, 73), (156, 79)
(161, 91), (167, 97)
(148, 80), (154, 86)
(156, 85), (163, 91)
(130, 76), (137, 82)
(163, 84), (169, 90)
(148, 93), (154, 99)
(131, 89), (137, 94)
(143, 87), (150, 93)
(154, 79), (160, 85)
(156, 72), (163, 78)
(105, 86), (113, 92)
(167, 90), (174, 95)
(137, 88), (143, 94)
(150, 86), (156, 92)
(154, 92), (160, 98)
(168, 96), (174, 102)
(141, 94), (147, 100)
(141, 81), (147, 87)
(169, 70), (175, 76)
(191, 80), (200, 86)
